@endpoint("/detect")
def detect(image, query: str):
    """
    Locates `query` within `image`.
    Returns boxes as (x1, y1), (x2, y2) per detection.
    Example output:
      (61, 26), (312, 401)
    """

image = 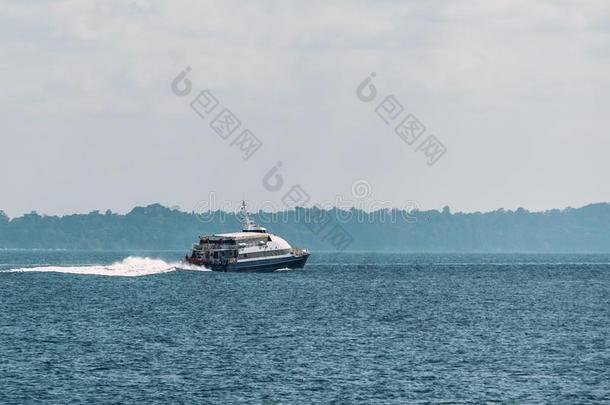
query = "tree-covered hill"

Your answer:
(1, 203), (610, 252)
